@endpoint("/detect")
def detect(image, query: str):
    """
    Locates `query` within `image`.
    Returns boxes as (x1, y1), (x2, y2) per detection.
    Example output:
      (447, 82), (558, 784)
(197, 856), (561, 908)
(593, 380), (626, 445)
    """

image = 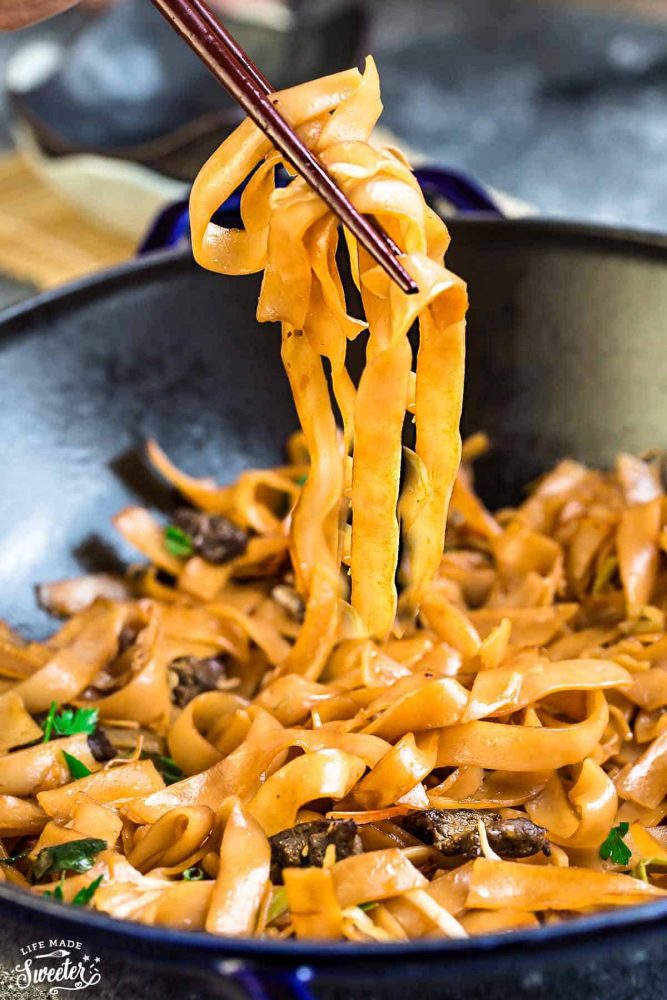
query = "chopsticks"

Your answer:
(148, 0), (418, 295)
